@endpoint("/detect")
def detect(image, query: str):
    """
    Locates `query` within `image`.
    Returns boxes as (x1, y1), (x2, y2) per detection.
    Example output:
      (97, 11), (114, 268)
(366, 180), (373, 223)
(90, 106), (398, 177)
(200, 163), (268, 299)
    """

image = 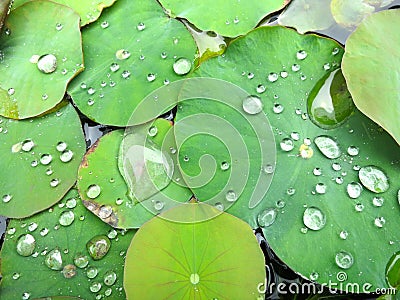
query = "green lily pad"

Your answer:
(278, 0), (336, 34)
(159, 0), (288, 37)
(0, 0), (83, 119)
(68, 0), (197, 126)
(0, 189), (134, 299)
(342, 9), (400, 145)
(330, 0), (375, 28)
(77, 120), (192, 229)
(124, 203), (265, 299)
(0, 103), (85, 218)
(12, 0), (116, 26)
(176, 26), (400, 290)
